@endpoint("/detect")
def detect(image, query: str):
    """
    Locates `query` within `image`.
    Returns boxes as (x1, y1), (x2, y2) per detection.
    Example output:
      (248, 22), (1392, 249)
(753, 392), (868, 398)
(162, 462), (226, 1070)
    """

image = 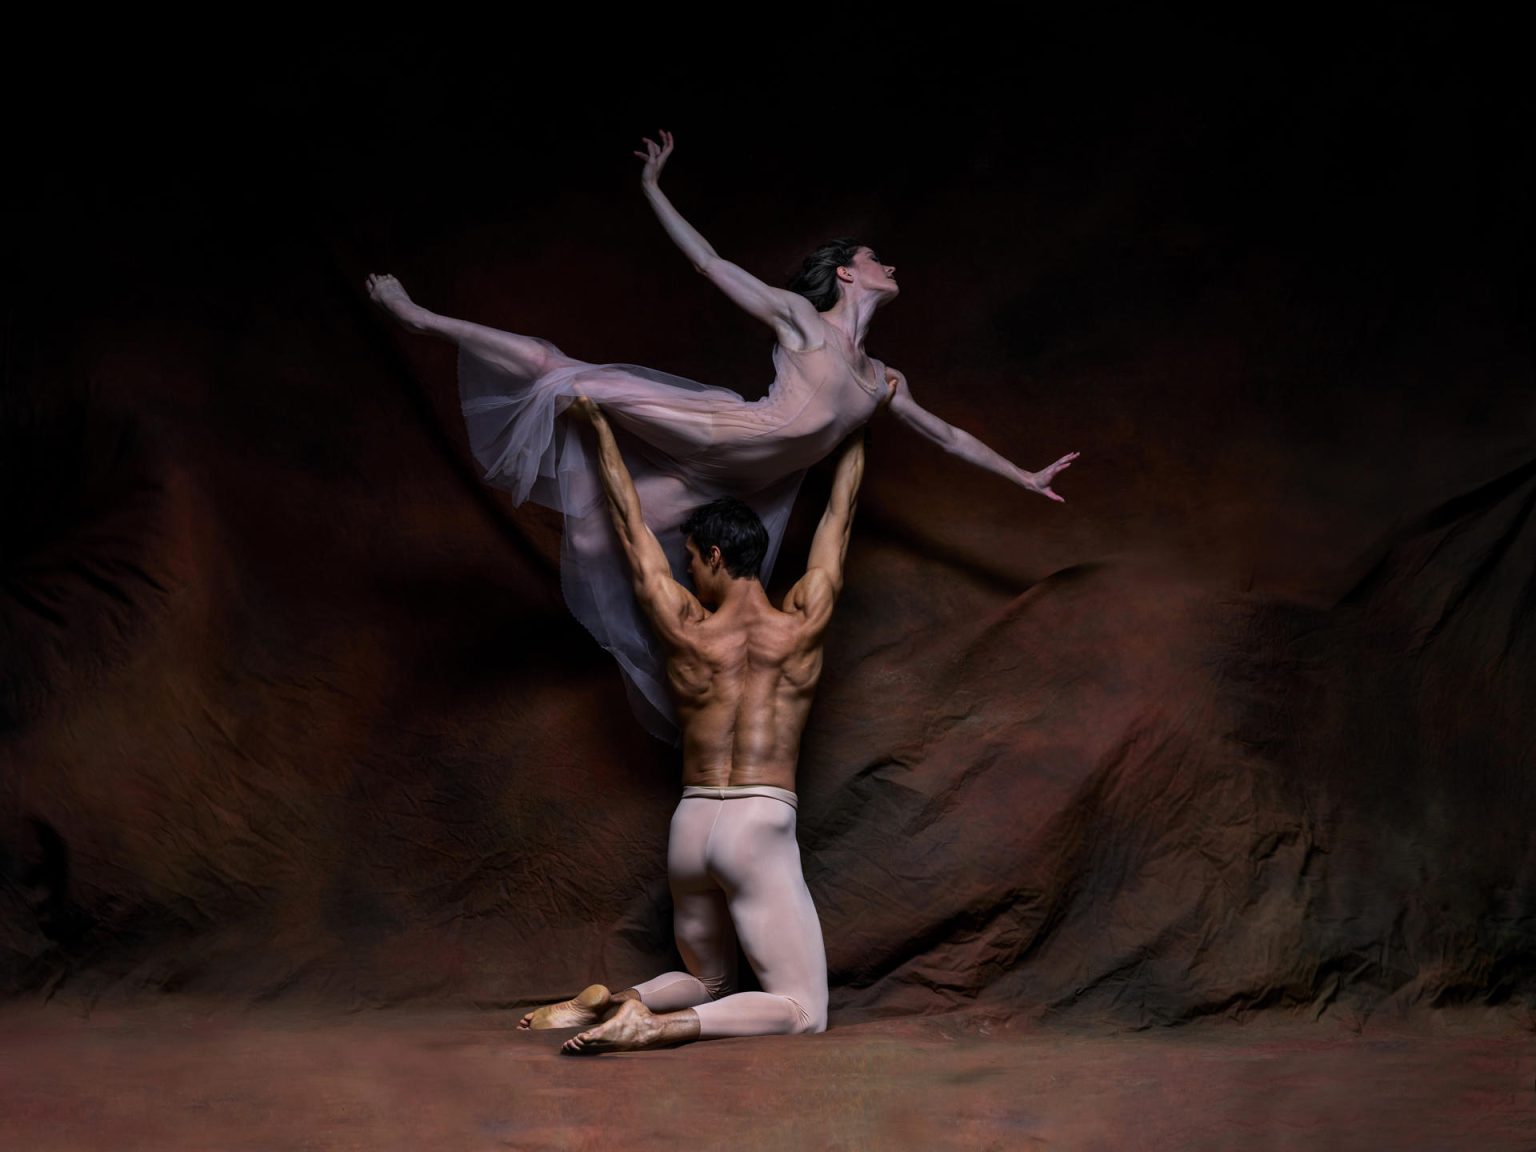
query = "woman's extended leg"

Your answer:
(367, 273), (562, 378)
